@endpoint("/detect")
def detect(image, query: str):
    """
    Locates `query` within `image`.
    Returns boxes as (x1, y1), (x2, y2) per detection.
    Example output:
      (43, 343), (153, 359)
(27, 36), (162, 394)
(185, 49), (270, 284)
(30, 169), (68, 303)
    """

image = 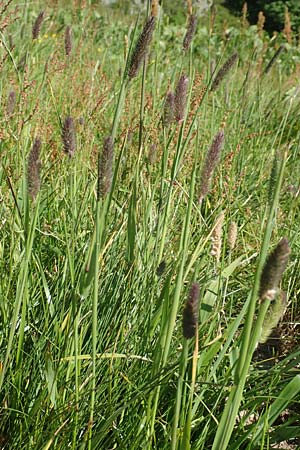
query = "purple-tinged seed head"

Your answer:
(97, 136), (114, 200)
(127, 16), (156, 79)
(62, 116), (76, 158)
(163, 90), (175, 127)
(210, 52), (238, 92)
(198, 130), (225, 203)
(65, 25), (72, 56)
(174, 74), (189, 122)
(183, 14), (197, 52)
(7, 89), (16, 116)
(32, 11), (45, 40)
(182, 283), (200, 339)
